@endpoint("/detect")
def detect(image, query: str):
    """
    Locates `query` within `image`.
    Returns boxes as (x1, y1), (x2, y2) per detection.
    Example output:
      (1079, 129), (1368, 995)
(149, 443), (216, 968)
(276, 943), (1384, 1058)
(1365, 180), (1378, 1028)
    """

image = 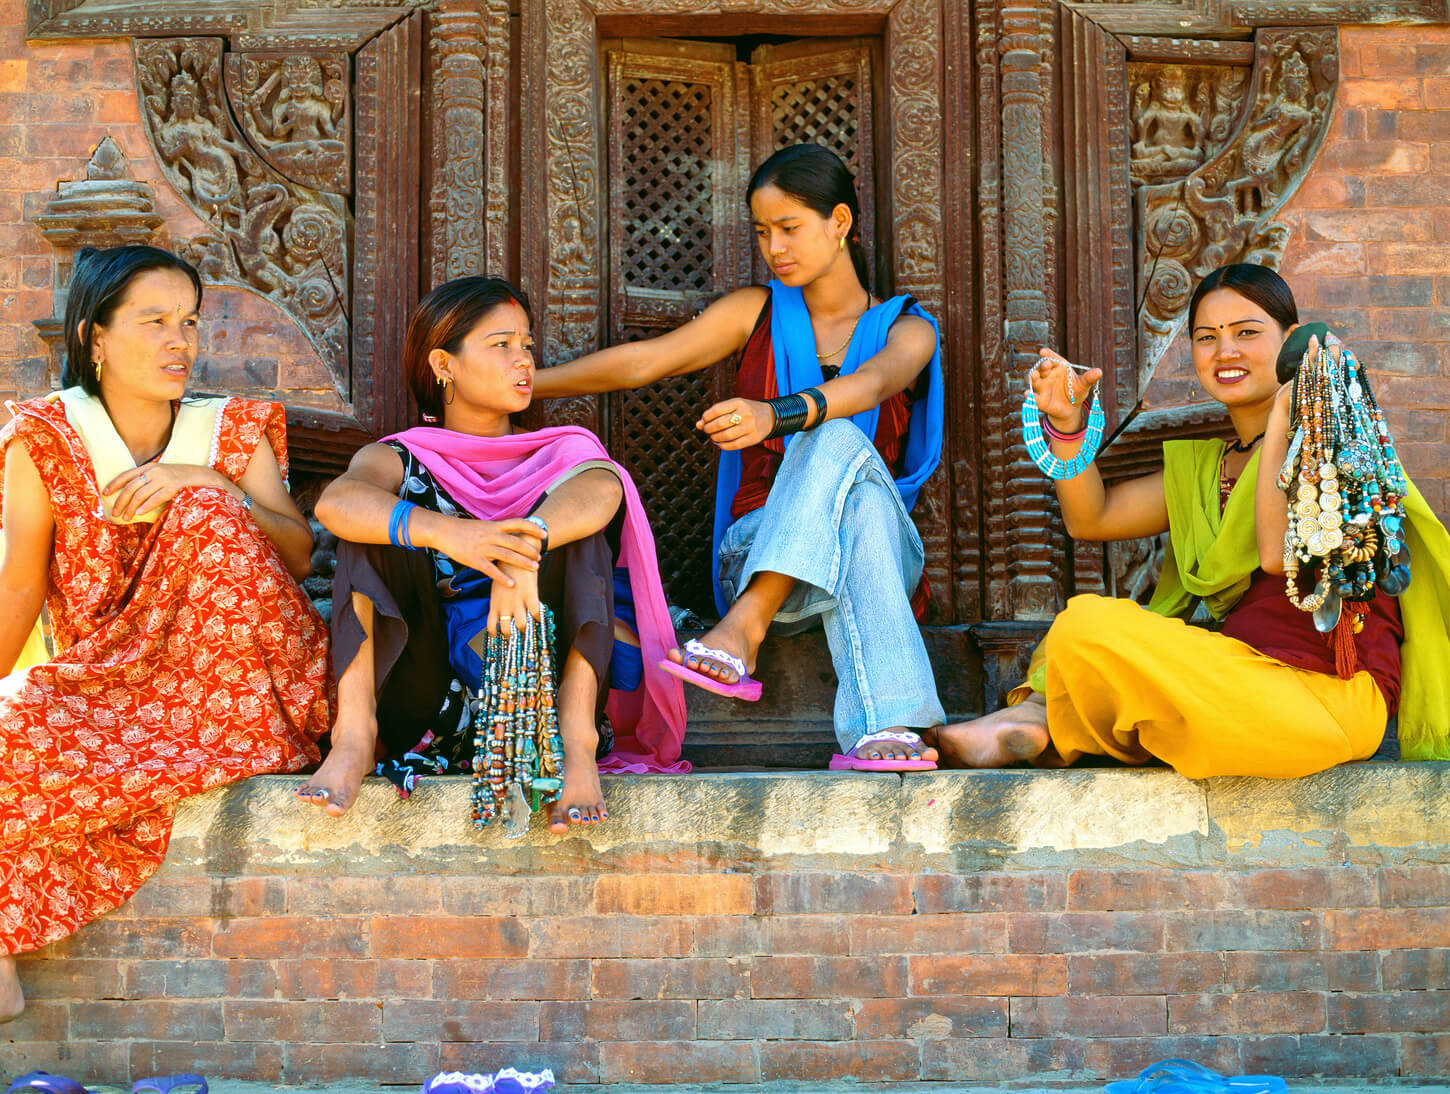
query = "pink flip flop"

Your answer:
(658, 638), (762, 701)
(829, 730), (938, 771)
